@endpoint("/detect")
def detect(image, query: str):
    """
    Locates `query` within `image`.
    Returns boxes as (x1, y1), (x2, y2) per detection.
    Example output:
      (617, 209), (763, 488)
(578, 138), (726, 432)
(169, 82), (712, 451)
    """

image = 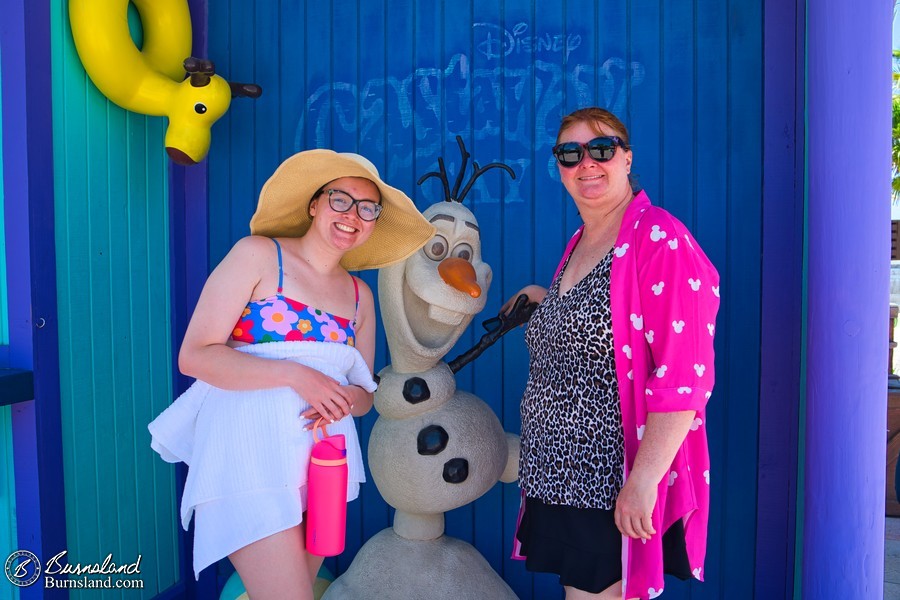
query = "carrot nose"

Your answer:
(438, 257), (481, 298)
